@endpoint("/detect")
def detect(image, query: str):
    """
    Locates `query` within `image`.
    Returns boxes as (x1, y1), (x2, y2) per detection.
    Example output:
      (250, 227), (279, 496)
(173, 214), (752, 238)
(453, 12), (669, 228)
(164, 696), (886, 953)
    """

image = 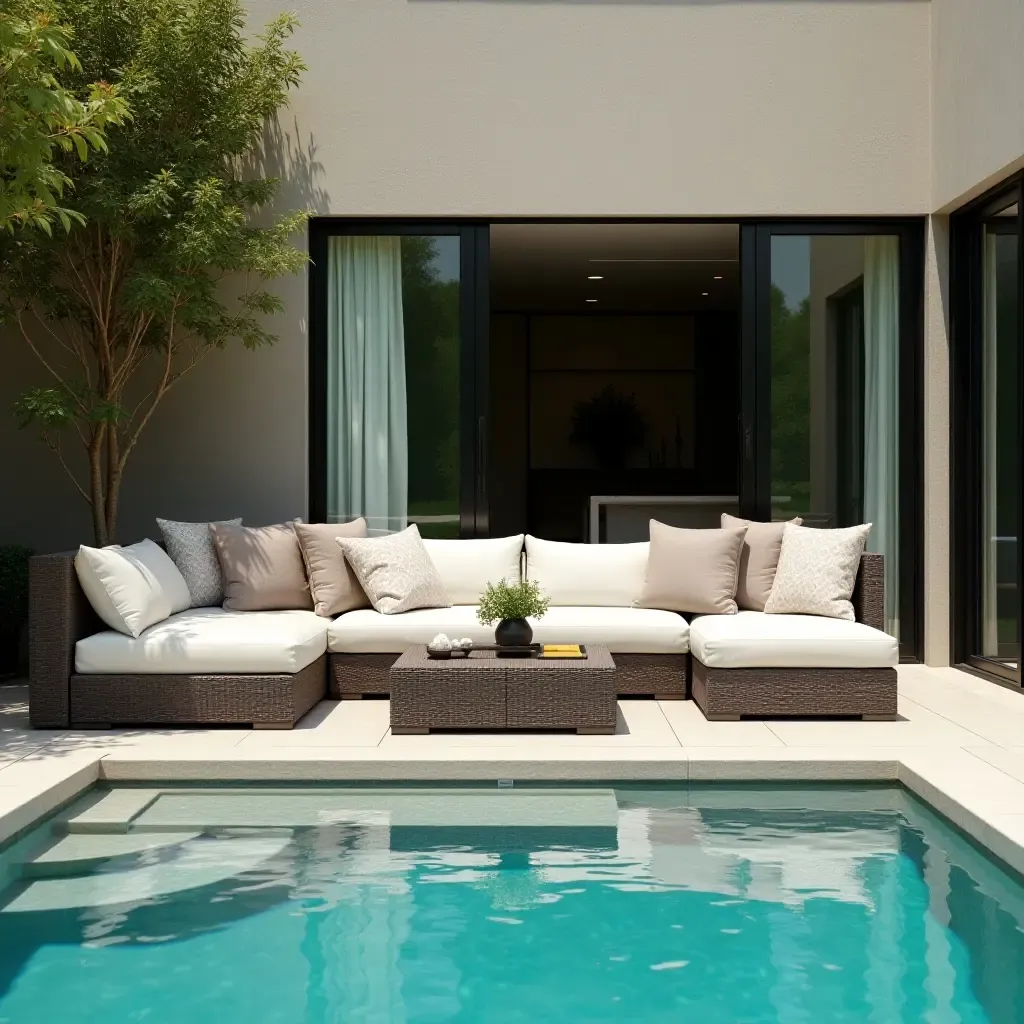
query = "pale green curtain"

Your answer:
(981, 232), (1000, 656)
(863, 237), (900, 637)
(326, 236), (408, 535)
